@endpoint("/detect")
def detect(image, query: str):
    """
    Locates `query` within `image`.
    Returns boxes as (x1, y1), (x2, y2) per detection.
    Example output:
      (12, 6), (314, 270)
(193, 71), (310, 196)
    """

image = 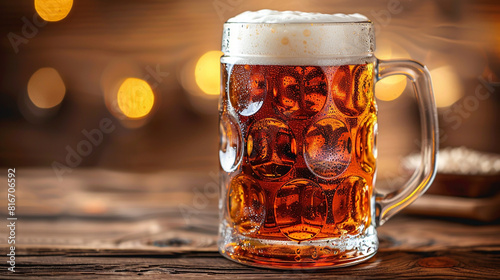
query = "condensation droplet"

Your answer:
(219, 112), (243, 172)
(274, 66), (327, 119)
(333, 176), (371, 234)
(332, 64), (373, 117)
(275, 179), (327, 241)
(312, 249), (318, 259)
(248, 118), (296, 179)
(304, 118), (352, 178)
(228, 175), (266, 234)
(356, 112), (377, 174)
(229, 65), (267, 116)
